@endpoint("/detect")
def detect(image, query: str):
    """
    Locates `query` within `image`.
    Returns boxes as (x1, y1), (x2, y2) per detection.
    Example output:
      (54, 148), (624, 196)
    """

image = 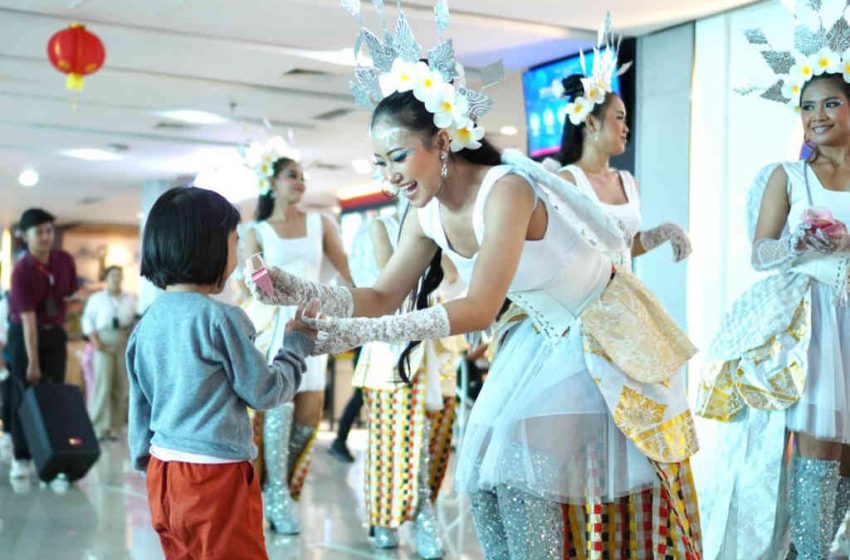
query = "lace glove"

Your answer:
(749, 225), (850, 272)
(244, 265), (354, 318)
(638, 223), (692, 262)
(303, 305), (450, 356)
